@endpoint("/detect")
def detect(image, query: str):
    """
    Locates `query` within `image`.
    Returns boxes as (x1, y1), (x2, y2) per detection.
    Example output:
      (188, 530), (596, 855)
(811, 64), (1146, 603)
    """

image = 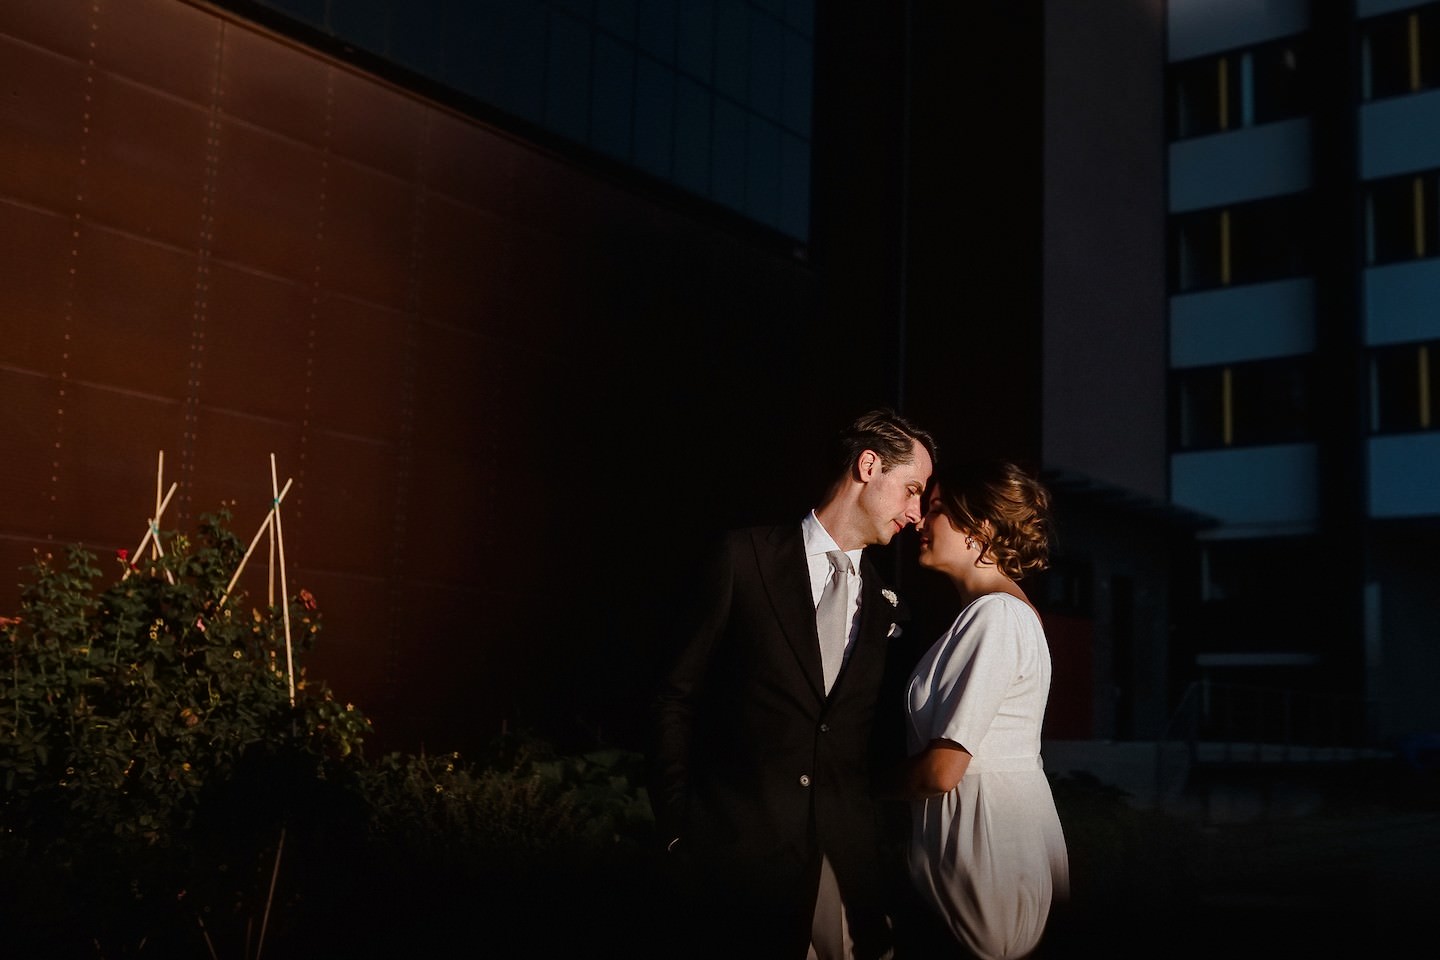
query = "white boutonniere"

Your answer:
(881, 588), (903, 637)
